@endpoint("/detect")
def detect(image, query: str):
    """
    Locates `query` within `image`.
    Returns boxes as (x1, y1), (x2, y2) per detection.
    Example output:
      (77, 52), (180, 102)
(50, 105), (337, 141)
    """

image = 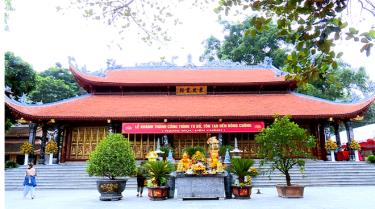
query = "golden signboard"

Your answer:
(176, 86), (207, 95)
